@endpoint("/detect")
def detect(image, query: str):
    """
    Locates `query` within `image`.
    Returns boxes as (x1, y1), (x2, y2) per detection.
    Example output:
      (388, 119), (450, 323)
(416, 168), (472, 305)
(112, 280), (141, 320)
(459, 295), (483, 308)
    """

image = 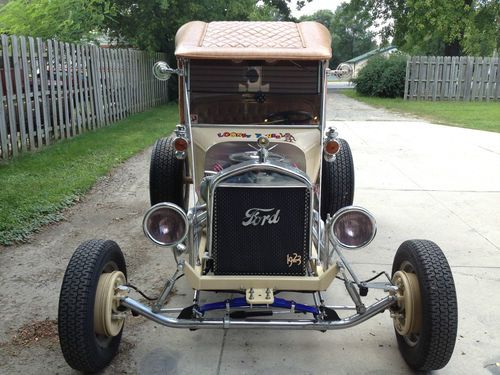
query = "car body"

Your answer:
(58, 21), (458, 373)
